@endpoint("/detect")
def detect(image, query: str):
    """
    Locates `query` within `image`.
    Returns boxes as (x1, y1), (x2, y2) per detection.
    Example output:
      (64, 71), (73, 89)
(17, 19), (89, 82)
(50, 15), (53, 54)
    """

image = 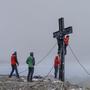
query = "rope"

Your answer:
(44, 66), (53, 78)
(36, 43), (57, 65)
(19, 43), (57, 74)
(69, 45), (90, 75)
